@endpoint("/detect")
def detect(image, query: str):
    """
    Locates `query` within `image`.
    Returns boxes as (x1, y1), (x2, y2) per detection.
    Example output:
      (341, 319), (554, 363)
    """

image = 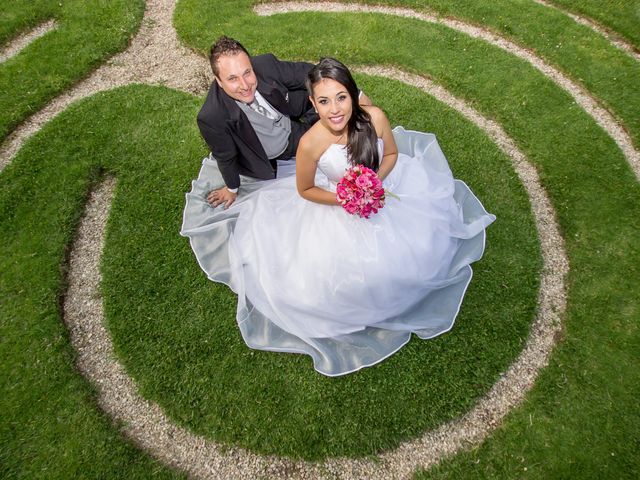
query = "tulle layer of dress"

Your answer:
(181, 127), (495, 376)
